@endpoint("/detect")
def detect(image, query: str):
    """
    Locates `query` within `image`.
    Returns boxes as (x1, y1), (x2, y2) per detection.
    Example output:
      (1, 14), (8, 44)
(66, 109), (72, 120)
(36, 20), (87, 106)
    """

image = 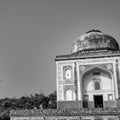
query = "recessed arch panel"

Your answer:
(81, 66), (113, 91)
